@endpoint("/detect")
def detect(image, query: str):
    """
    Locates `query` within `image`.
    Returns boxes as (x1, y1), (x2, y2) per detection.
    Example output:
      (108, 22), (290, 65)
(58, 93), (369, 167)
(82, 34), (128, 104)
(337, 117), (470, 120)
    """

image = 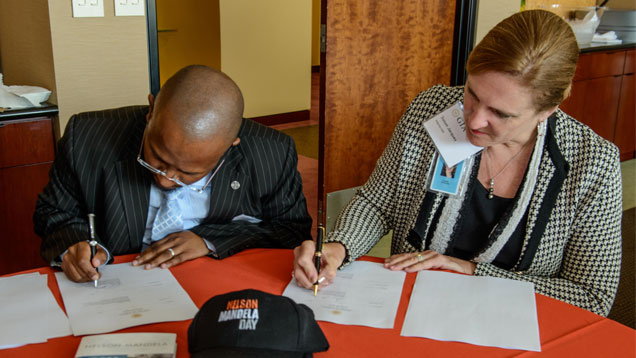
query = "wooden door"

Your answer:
(318, 0), (459, 223)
